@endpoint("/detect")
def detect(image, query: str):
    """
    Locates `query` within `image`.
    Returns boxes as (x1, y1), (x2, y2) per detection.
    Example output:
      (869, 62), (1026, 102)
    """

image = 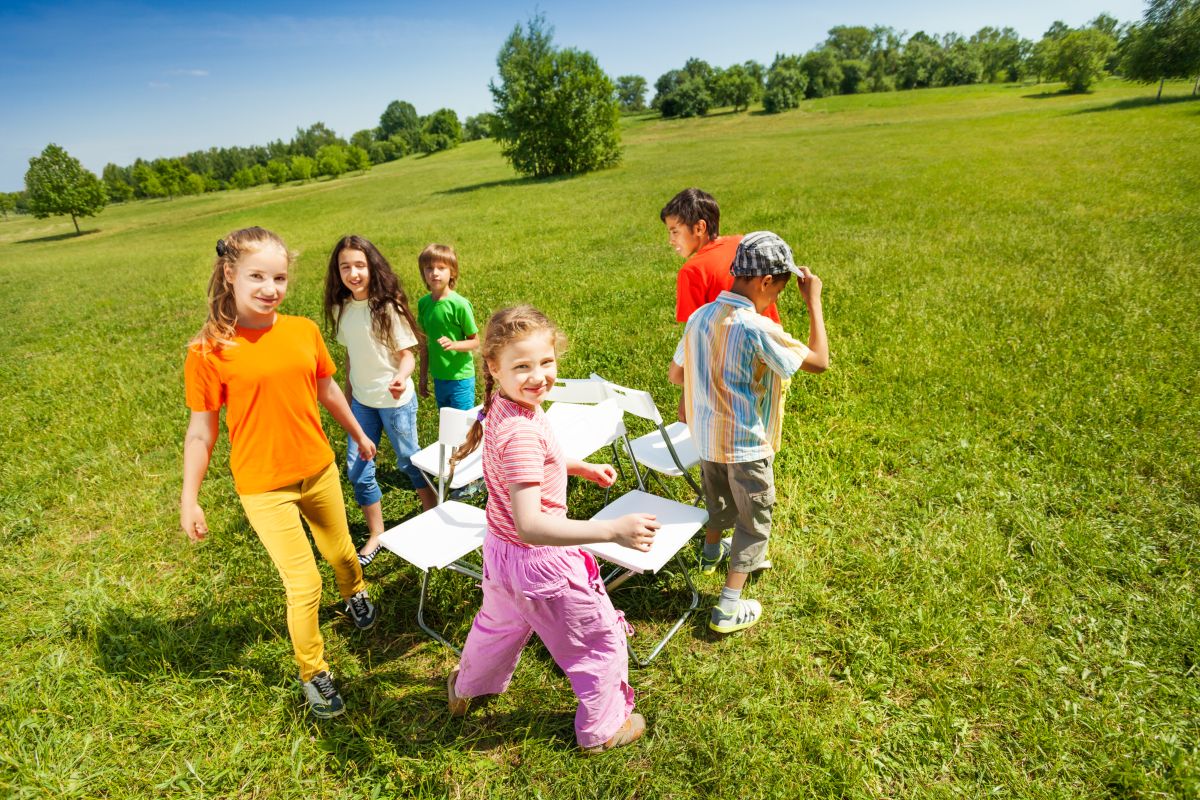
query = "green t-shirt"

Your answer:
(417, 290), (479, 380)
